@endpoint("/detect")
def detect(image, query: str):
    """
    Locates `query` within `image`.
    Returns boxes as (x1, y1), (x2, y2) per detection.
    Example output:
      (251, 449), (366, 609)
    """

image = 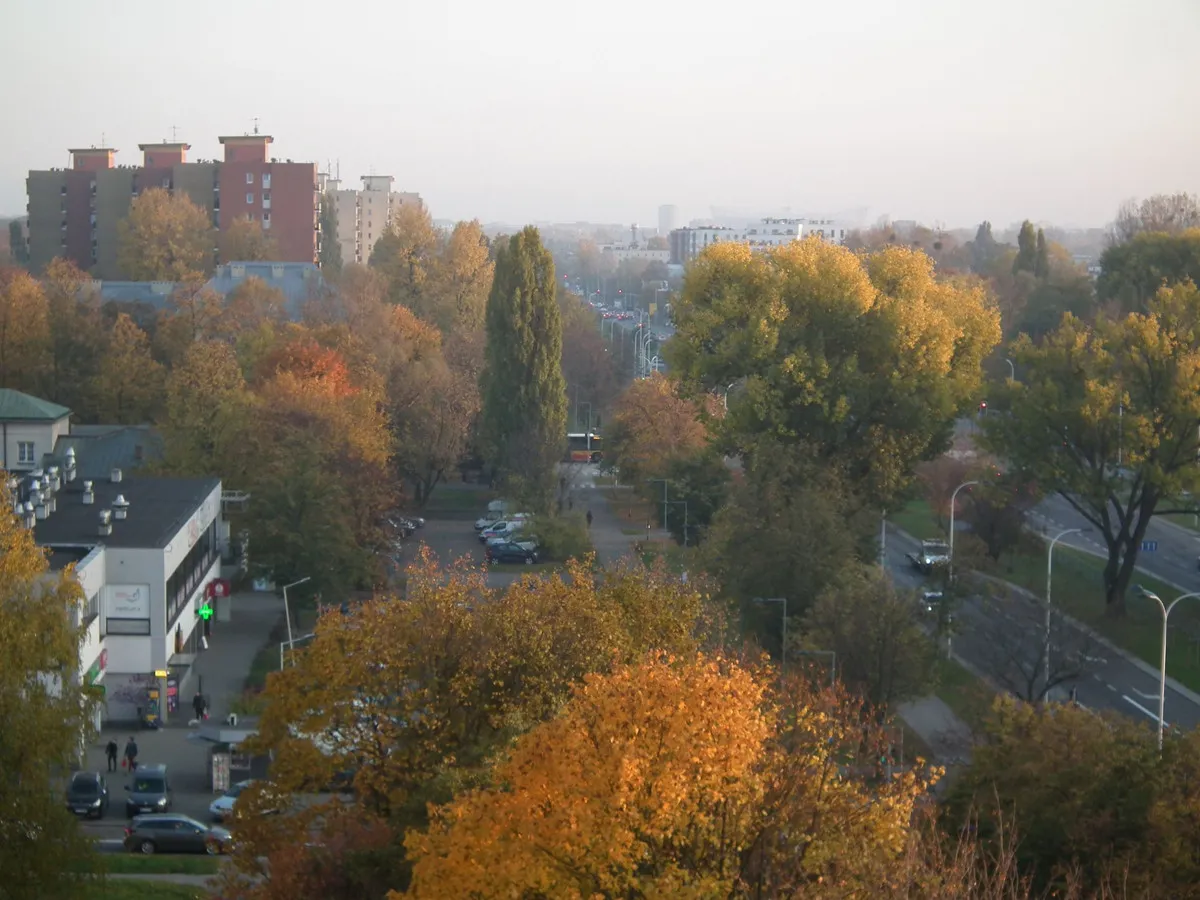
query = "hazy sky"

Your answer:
(3, 0), (1198, 230)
